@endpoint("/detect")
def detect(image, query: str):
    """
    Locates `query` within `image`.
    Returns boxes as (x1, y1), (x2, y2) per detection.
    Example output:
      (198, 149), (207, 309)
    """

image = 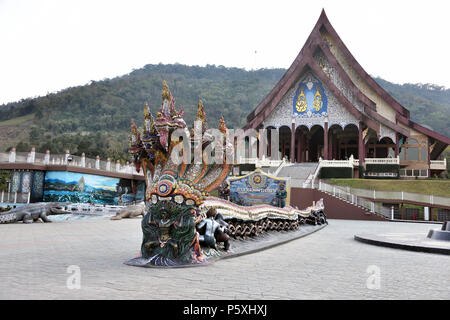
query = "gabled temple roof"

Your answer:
(244, 9), (450, 154)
